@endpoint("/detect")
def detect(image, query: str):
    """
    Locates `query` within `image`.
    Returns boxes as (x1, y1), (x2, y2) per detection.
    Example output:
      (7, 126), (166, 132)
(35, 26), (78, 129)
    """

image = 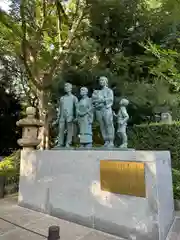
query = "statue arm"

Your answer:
(121, 108), (129, 124)
(76, 107), (84, 117)
(104, 89), (114, 108)
(76, 100), (86, 117)
(76, 111), (82, 118)
(113, 111), (117, 117)
(77, 99), (94, 117)
(78, 111), (88, 117)
(87, 98), (93, 116)
(87, 99), (93, 122)
(74, 96), (78, 119)
(57, 98), (63, 119)
(53, 98), (62, 125)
